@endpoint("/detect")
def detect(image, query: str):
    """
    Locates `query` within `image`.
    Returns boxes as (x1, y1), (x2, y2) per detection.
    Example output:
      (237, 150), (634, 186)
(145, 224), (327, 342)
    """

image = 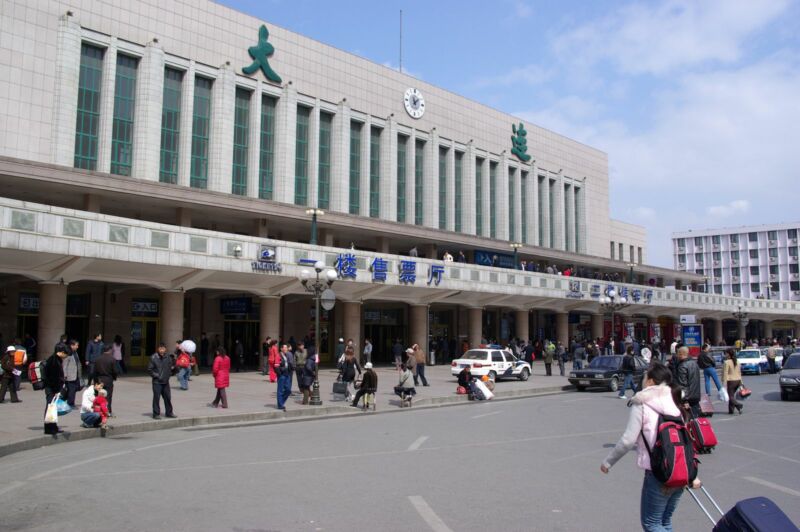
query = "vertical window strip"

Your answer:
(317, 111), (332, 209)
(294, 105), (310, 205)
(454, 152), (463, 232)
(438, 147), (447, 230)
(414, 140), (424, 225)
(521, 172), (527, 243)
(396, 135), (407, 223)
(369, 127), (381, 218)
(231, 88), (251, 196)
(158, 67), (183, 184)
(489, 162), (497, 238)
(508, 168), (515, 241)
(564, 184), (570, 251)
(259, 95), (276, 199)
(349, 121), (361, 214)
(190, 77), (212, 189)
(475, 159), (483, 235)
(575, 187), (581, 252)
(538, 176), (545, 245)
(549, 179), (556, 247)
(110, 54), (138, 176)
(74, 43), (104, 170)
